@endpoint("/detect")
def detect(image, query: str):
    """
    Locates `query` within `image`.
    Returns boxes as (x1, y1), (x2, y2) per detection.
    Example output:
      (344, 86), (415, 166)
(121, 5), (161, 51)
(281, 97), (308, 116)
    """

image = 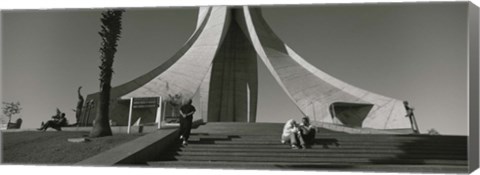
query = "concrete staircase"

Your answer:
(147, 122), (468, 173)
